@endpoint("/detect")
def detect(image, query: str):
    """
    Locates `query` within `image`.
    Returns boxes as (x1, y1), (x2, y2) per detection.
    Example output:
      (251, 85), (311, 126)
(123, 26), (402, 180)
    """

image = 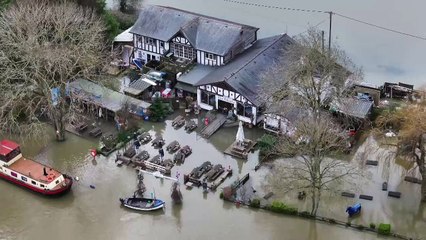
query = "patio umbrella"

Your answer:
(236, 121), (245, 143)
